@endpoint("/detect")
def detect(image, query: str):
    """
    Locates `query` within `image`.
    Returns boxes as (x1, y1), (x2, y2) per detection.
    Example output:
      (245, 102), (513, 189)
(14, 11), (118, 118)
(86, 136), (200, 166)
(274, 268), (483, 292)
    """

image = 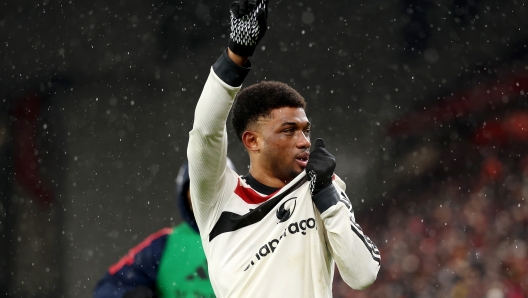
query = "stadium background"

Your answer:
(1, 0), (527, 296)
